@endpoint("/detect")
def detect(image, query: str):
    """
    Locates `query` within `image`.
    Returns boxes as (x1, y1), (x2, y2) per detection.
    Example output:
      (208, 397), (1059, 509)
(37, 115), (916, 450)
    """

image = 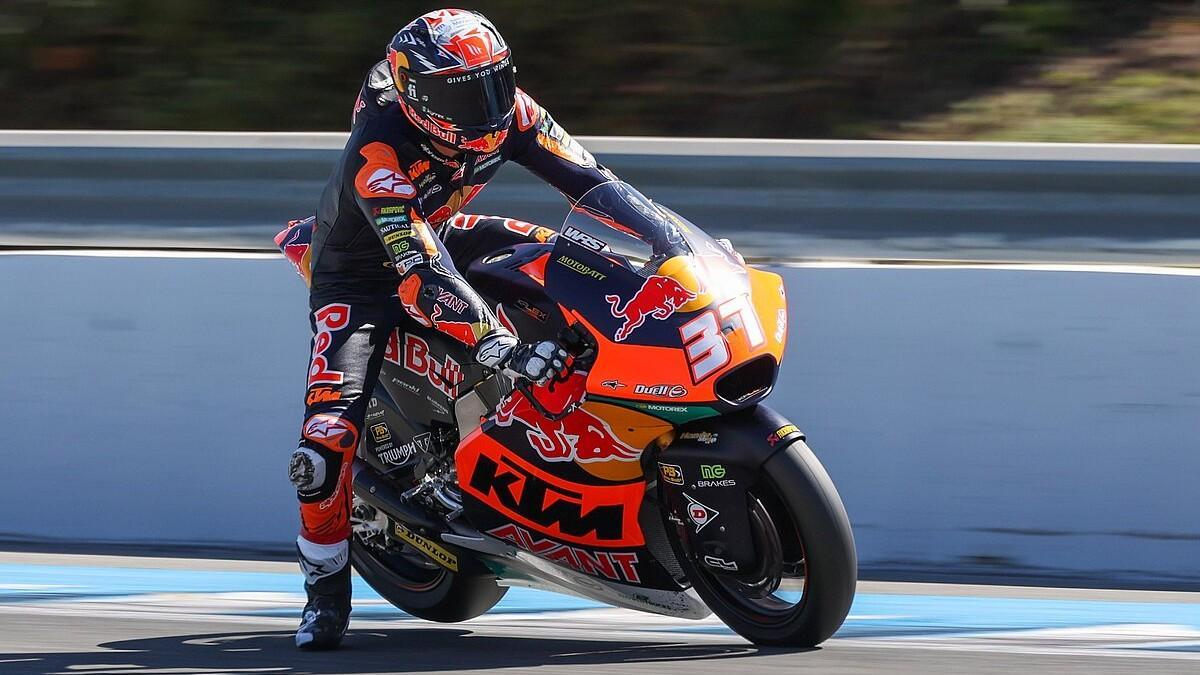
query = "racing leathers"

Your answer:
(288, 67), (622, 594)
